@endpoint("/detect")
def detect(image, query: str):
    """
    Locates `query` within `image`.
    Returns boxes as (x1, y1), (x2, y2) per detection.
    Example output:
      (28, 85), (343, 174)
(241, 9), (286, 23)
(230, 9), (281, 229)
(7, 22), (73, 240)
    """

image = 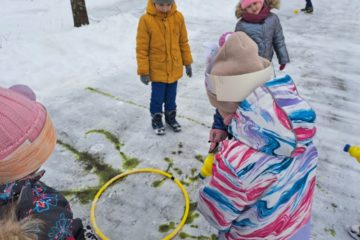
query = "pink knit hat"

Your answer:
(0, 85), (57, 184)
(241, 0), (264, 9)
